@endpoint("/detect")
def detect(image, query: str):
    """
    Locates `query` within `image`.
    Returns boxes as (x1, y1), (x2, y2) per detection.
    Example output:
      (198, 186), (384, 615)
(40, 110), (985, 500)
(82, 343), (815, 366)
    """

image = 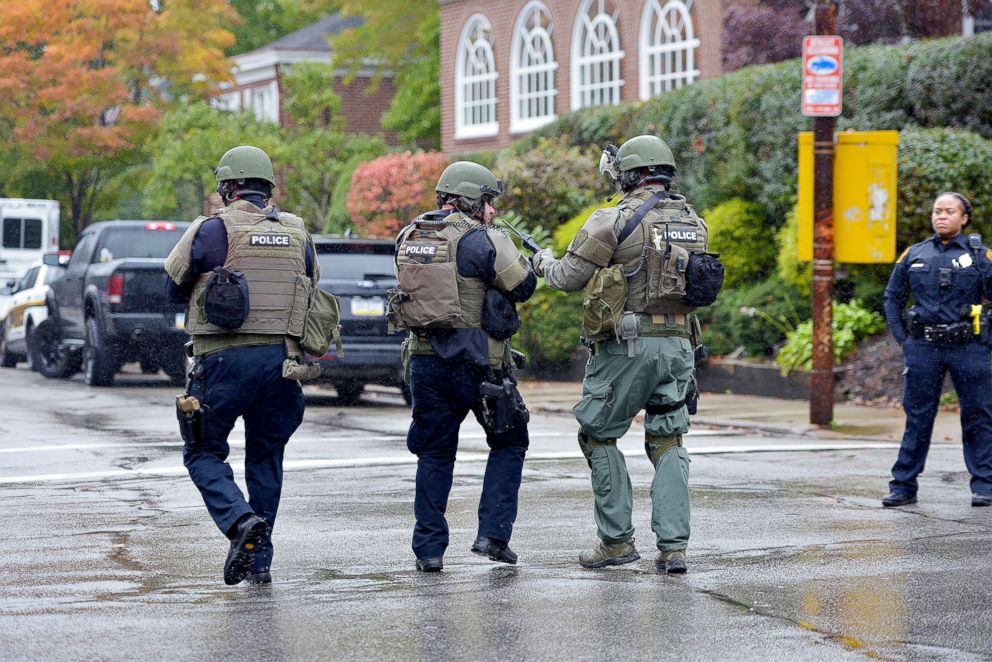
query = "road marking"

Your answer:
(0, 429), (730, 455)
(0, 442), (900, 485)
